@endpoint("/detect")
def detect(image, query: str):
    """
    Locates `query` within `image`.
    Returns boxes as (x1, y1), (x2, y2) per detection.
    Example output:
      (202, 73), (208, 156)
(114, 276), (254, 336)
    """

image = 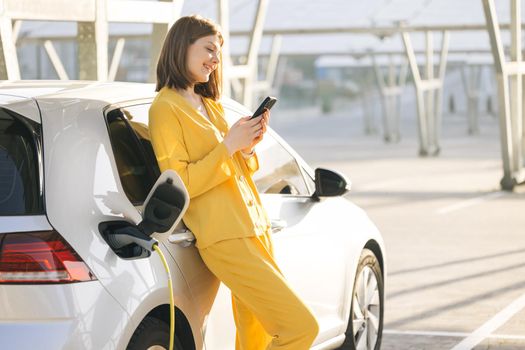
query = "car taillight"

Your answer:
(0, 230), (97, 284)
